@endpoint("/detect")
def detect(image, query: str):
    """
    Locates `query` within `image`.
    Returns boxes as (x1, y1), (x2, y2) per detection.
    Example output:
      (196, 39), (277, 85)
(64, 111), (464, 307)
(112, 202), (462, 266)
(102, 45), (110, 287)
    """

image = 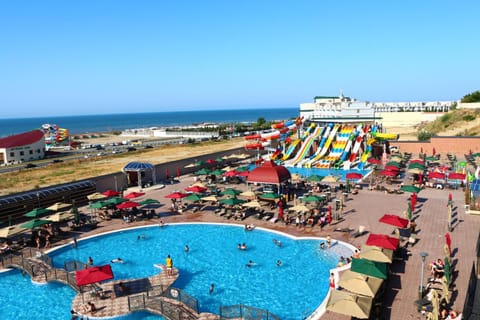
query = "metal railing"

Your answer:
(220, 304), (280, 320)
(462, 262), (478, 319)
